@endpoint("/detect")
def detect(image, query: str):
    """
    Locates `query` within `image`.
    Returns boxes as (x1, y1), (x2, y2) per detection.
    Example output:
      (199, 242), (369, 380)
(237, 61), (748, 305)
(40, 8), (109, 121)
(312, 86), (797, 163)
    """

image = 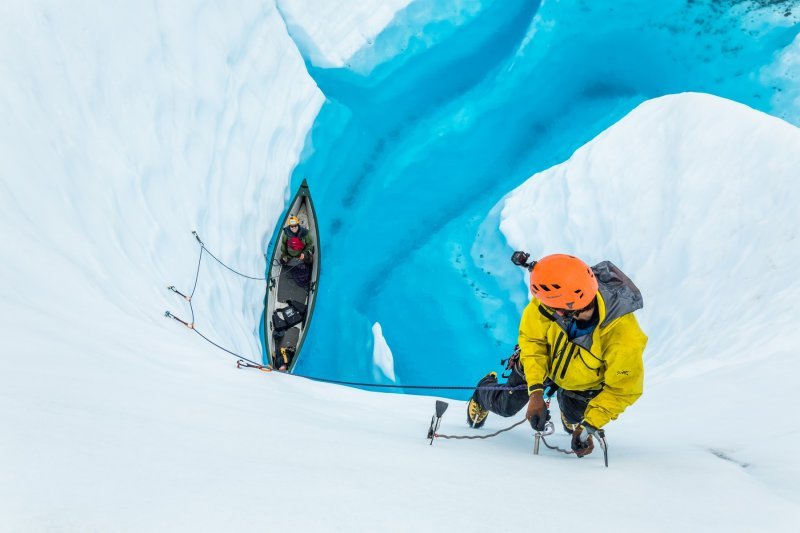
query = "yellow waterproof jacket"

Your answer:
(519, 261), (647, 428)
